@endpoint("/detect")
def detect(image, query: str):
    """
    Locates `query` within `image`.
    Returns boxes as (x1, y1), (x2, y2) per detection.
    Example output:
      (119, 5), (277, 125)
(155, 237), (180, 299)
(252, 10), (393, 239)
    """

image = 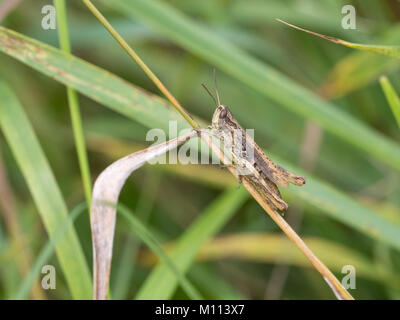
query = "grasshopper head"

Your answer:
(211, 105), (234, 129)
